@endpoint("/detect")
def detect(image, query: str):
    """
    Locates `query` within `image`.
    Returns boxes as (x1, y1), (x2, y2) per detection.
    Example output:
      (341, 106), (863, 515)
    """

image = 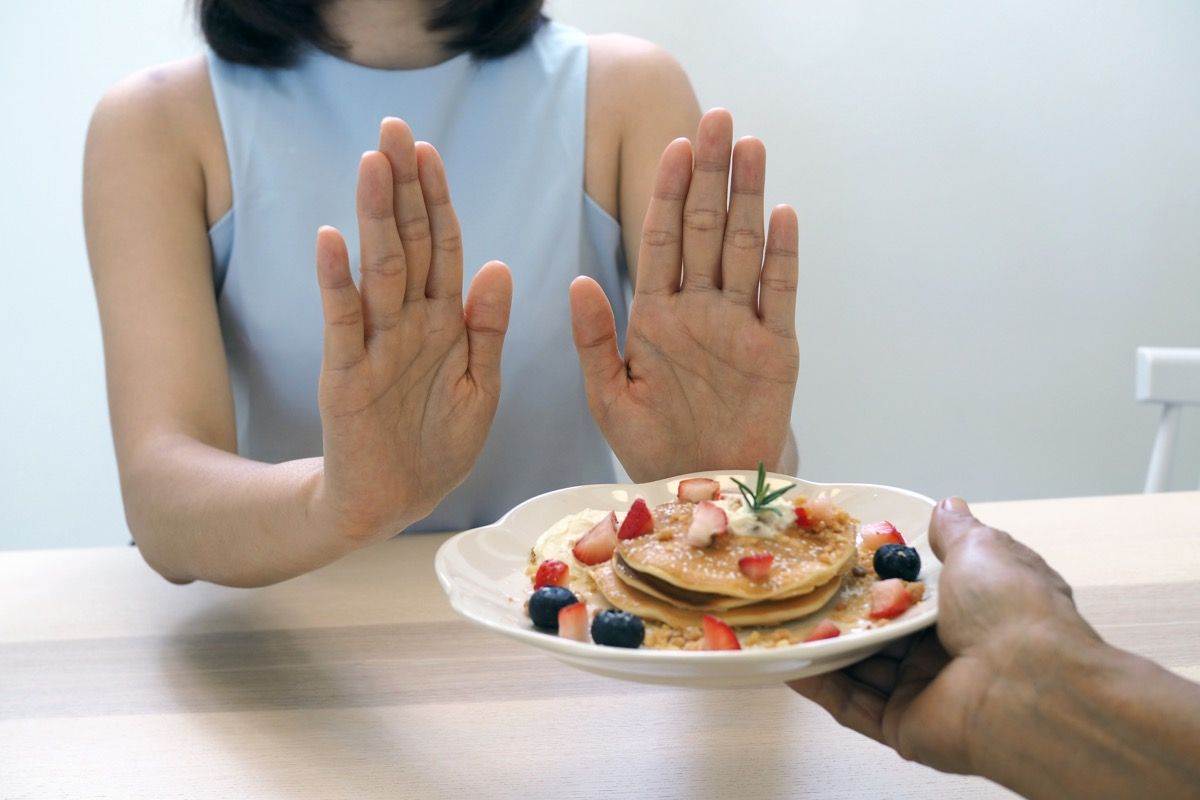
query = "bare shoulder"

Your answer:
(584, 34), (699, 219)
(587, 33), (694, 114)
(86, 55), (229, 225)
